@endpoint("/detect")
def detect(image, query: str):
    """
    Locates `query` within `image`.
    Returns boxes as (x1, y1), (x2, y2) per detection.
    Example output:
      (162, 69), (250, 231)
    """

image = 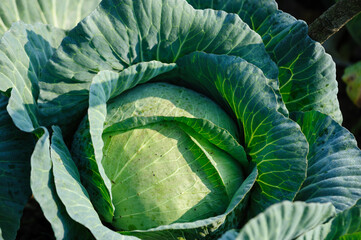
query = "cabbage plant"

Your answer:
(1, 0), (361, 239)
